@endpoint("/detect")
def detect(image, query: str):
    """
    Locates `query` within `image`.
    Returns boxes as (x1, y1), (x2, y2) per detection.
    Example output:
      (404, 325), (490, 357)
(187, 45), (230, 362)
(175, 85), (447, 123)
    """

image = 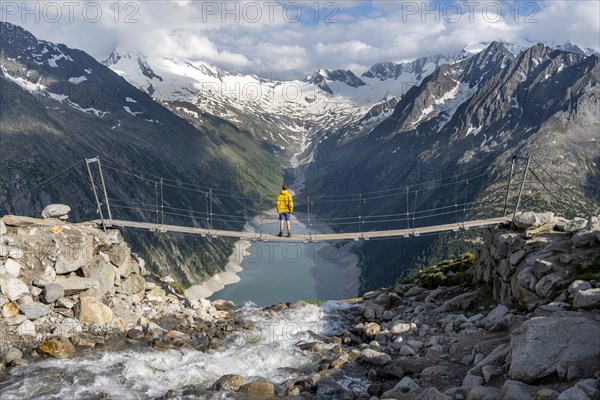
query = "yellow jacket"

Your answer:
(276, 190), (294, 213)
